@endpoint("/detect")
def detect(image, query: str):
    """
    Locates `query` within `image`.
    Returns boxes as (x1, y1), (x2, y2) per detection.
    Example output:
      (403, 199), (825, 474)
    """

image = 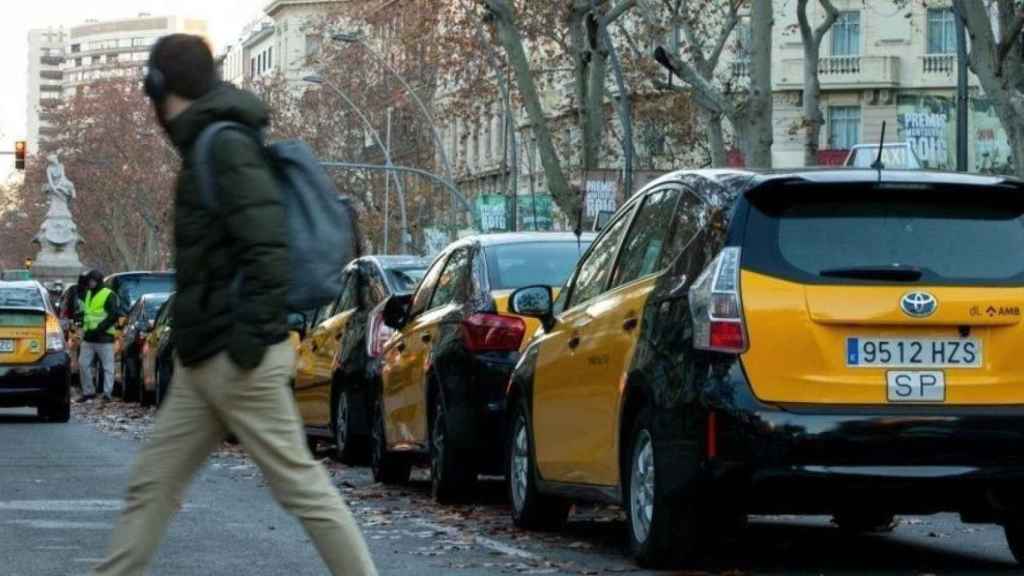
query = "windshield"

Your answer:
(745, 186), (1024, 285)
(486, 241), (592, 290)
(117, 276), (175, 309)
(387, 267), (427, 294)
(143, 295), (170, 319)
(0, 287), (44, 309)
